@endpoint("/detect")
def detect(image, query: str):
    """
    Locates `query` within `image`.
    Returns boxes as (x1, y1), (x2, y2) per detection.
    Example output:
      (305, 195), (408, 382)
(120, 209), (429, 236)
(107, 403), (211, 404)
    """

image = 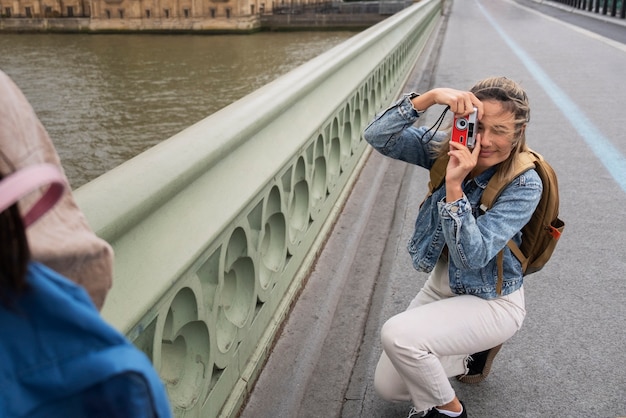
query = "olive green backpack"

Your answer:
(428, 149), (565, 294)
